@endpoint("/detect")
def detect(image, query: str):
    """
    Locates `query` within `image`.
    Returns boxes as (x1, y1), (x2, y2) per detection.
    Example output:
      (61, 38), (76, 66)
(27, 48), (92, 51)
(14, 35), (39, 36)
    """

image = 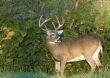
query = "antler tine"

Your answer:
(56, 16), (65, 30)
(39, 15), (42, 27)
(52, 22), (57, 30)
(39, 15), (51, 31)
(44, 24), (48, 30)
